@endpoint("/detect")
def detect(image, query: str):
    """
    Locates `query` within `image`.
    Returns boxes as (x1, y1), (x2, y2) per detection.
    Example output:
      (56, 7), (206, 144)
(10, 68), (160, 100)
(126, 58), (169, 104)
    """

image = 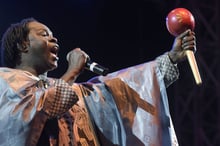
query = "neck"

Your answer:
(15, 65), (46, 77)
